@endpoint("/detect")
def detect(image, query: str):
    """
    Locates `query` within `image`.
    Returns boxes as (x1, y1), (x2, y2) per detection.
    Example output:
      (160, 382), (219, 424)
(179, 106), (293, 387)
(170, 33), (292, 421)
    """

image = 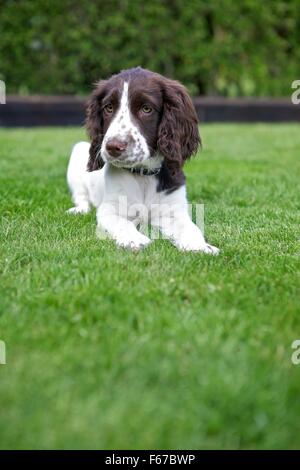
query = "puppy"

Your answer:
(67, 67), (219, 254)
